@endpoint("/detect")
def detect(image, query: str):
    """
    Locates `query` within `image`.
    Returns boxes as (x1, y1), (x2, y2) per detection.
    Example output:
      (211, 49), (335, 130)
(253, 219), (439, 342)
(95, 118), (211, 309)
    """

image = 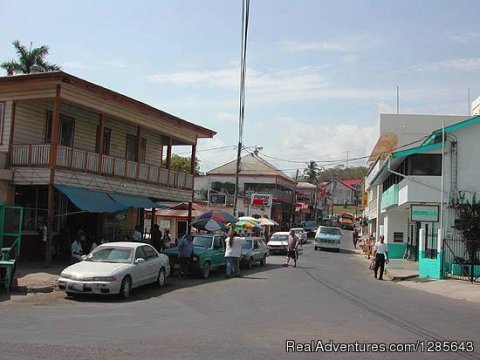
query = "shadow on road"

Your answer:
(64, 262), (284, 303)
